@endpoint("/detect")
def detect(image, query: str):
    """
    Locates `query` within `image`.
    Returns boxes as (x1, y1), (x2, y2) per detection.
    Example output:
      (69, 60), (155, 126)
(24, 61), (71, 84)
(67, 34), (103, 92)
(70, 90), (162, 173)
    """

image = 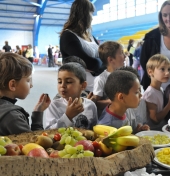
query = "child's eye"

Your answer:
(168, 68), (170, 72)
(162, 14), (167, 17)
(58, 81), (62, 84)
(67, 81), (72, 84)
(160, 68), (165, 71)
